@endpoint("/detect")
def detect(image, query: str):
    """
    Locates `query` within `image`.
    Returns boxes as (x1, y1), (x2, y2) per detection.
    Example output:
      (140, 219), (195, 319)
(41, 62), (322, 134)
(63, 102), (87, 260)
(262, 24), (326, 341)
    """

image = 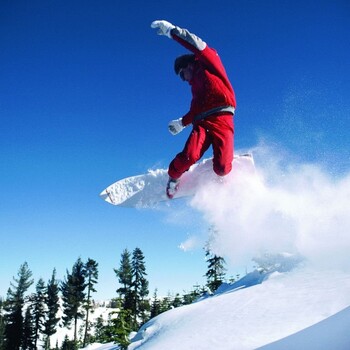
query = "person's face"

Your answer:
(179, 63), (194, 83)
